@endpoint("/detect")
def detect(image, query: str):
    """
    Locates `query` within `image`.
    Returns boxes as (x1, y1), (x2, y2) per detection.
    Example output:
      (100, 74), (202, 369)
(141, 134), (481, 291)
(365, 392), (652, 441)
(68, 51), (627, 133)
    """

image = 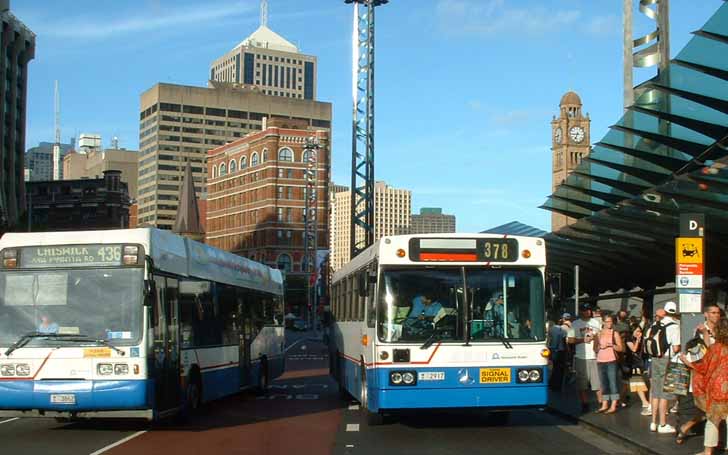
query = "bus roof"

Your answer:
(332, 233), (546, 283)
(0, 228), (284, 296)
